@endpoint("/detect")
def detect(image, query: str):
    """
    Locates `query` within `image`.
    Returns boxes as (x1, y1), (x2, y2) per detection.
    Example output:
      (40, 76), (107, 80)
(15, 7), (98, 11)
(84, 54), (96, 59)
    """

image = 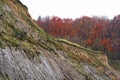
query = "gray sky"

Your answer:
(20, 0), (120, 20)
